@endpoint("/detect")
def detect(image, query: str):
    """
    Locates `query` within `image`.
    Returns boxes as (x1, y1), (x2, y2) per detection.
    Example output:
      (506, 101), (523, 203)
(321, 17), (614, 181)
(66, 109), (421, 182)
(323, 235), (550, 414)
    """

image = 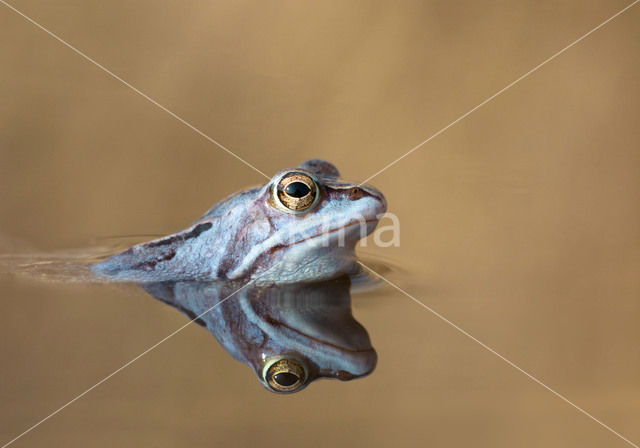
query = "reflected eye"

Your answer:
(275, 172), (318, 212)
(263, 358), (307, 393)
